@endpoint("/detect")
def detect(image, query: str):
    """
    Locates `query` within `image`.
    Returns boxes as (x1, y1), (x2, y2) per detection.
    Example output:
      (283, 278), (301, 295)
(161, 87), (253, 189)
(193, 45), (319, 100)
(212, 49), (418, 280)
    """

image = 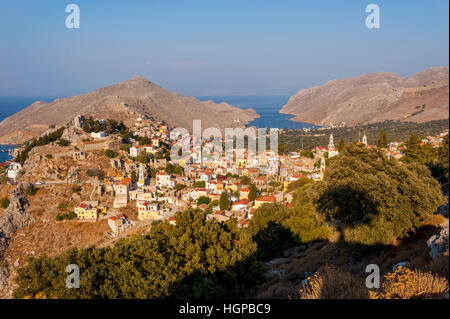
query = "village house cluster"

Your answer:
(2, 113), (448, 237)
